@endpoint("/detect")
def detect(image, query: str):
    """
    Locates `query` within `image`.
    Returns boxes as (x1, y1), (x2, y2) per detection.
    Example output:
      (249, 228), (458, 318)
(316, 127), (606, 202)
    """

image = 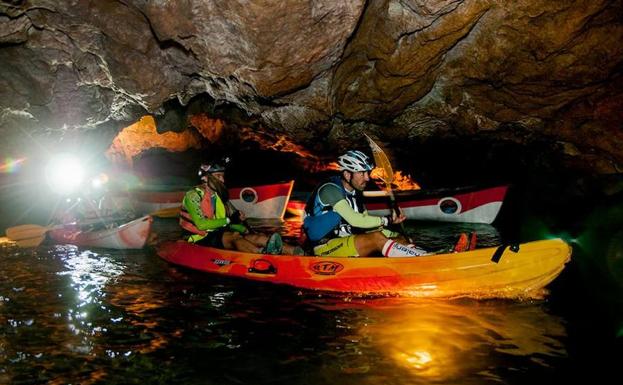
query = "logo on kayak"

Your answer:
(310, 261), (344, 275)
(211, 258), (232, 267)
